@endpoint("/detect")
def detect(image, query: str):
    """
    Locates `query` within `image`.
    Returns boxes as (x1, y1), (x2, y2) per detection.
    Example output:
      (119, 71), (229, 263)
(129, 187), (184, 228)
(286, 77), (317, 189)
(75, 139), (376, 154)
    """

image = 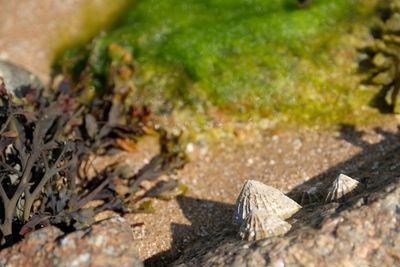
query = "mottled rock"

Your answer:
(0, 216), (143, 267)
(0, 61), (44, 94)
(172, 178), (400, 266)
(233, 180), (301, 225)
